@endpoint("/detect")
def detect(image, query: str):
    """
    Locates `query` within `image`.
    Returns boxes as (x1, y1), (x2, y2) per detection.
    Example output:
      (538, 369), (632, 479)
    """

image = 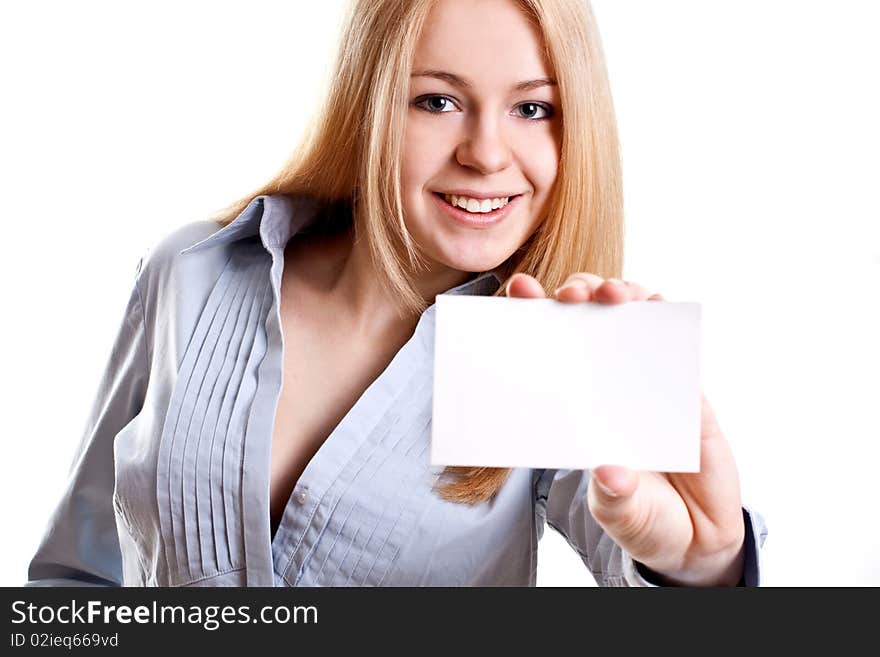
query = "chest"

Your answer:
(267, 286), (412, 534)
